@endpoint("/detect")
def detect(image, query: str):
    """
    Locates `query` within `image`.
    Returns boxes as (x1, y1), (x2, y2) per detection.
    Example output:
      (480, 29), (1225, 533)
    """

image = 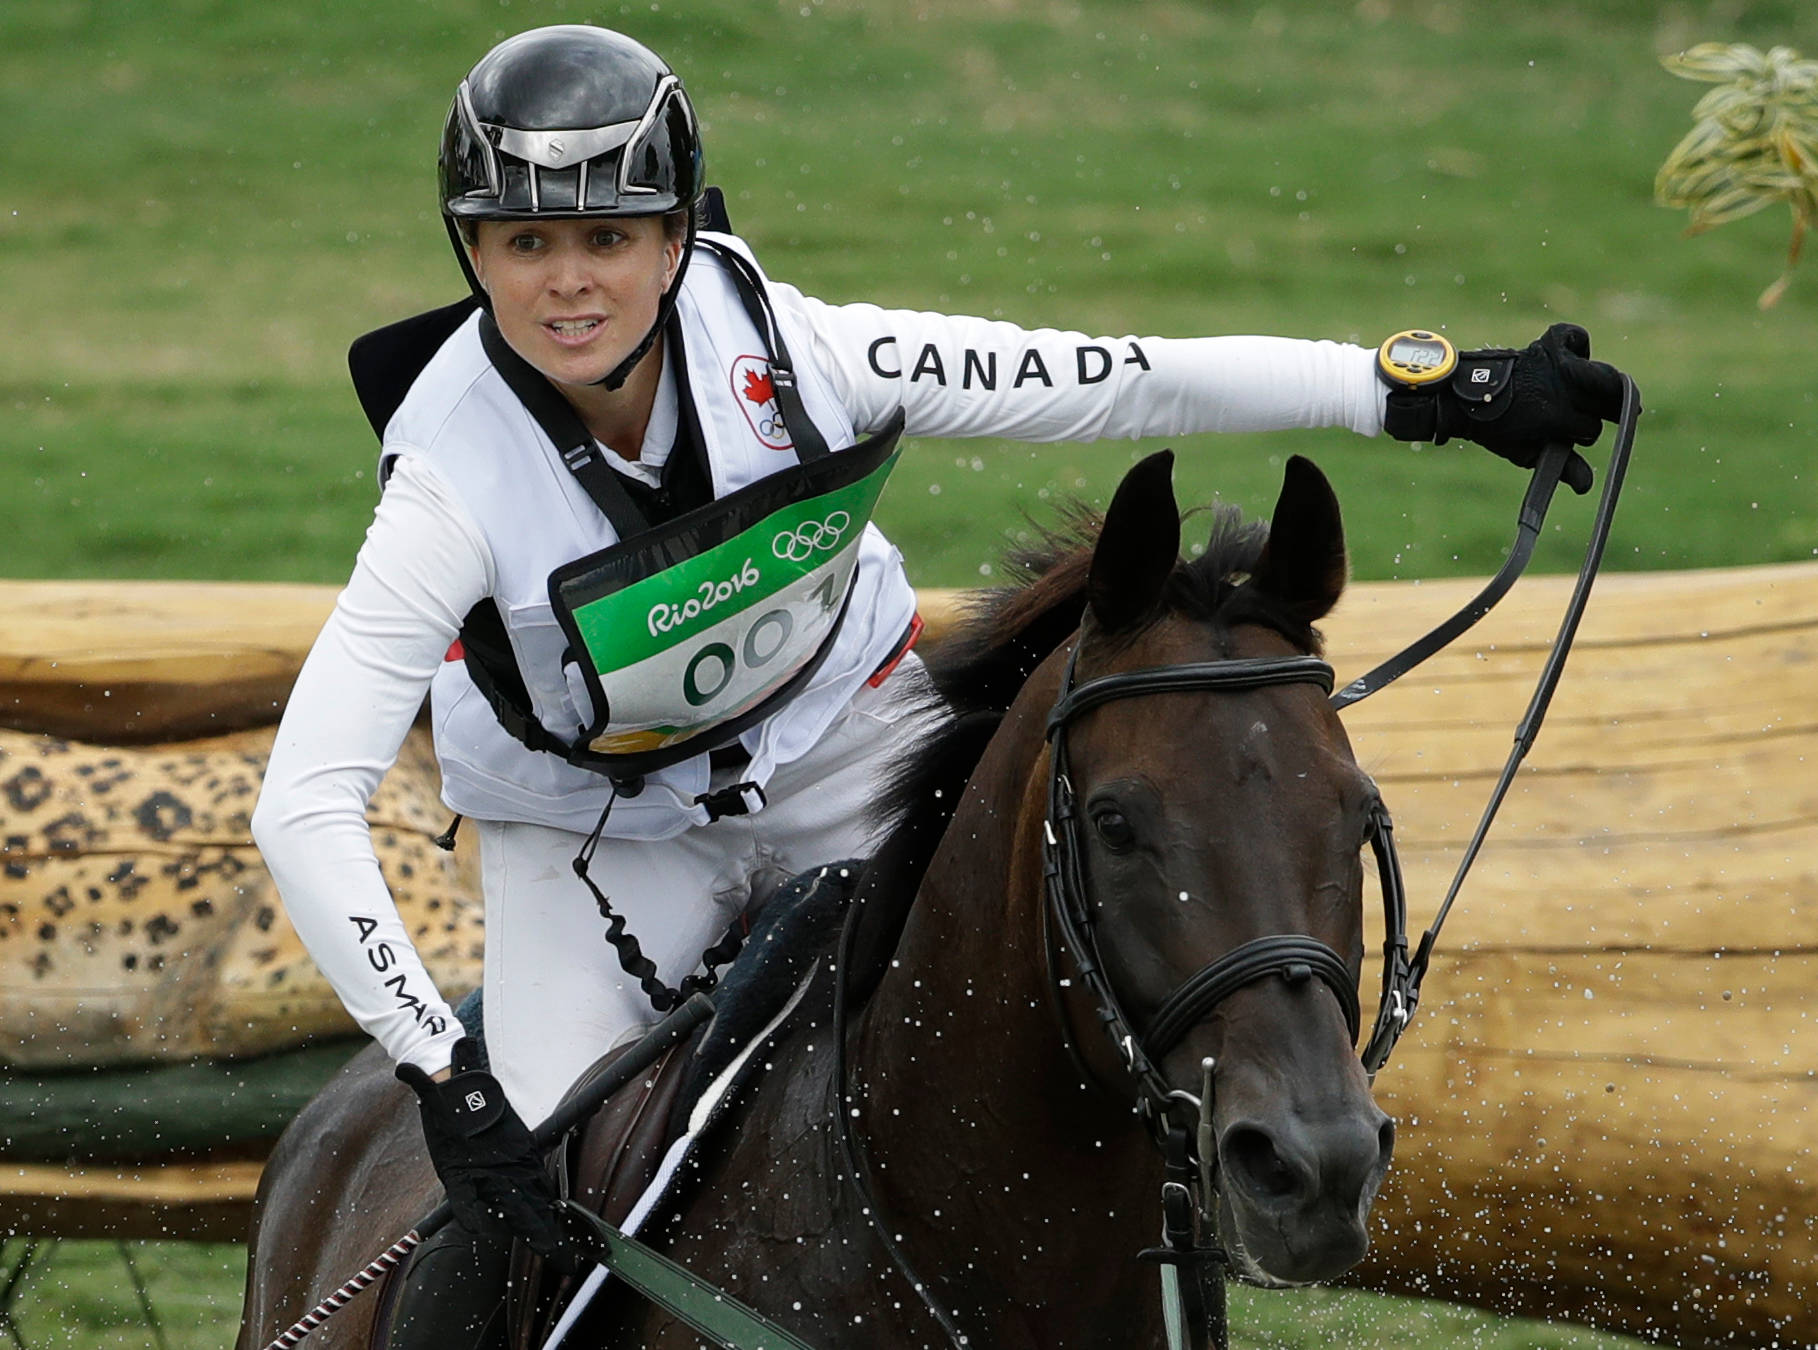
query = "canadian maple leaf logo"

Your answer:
(741, 368), (776, 407)
(731, 356), (792, 449)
